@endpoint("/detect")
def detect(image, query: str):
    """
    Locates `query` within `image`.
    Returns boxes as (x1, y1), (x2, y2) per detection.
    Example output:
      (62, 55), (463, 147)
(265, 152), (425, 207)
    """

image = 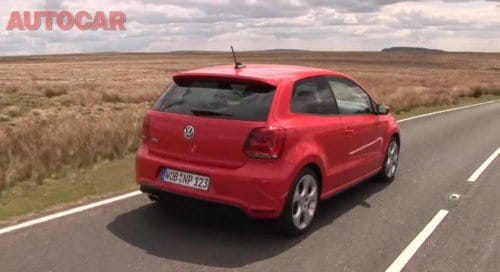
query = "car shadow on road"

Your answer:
(107, 178), (389, 268)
